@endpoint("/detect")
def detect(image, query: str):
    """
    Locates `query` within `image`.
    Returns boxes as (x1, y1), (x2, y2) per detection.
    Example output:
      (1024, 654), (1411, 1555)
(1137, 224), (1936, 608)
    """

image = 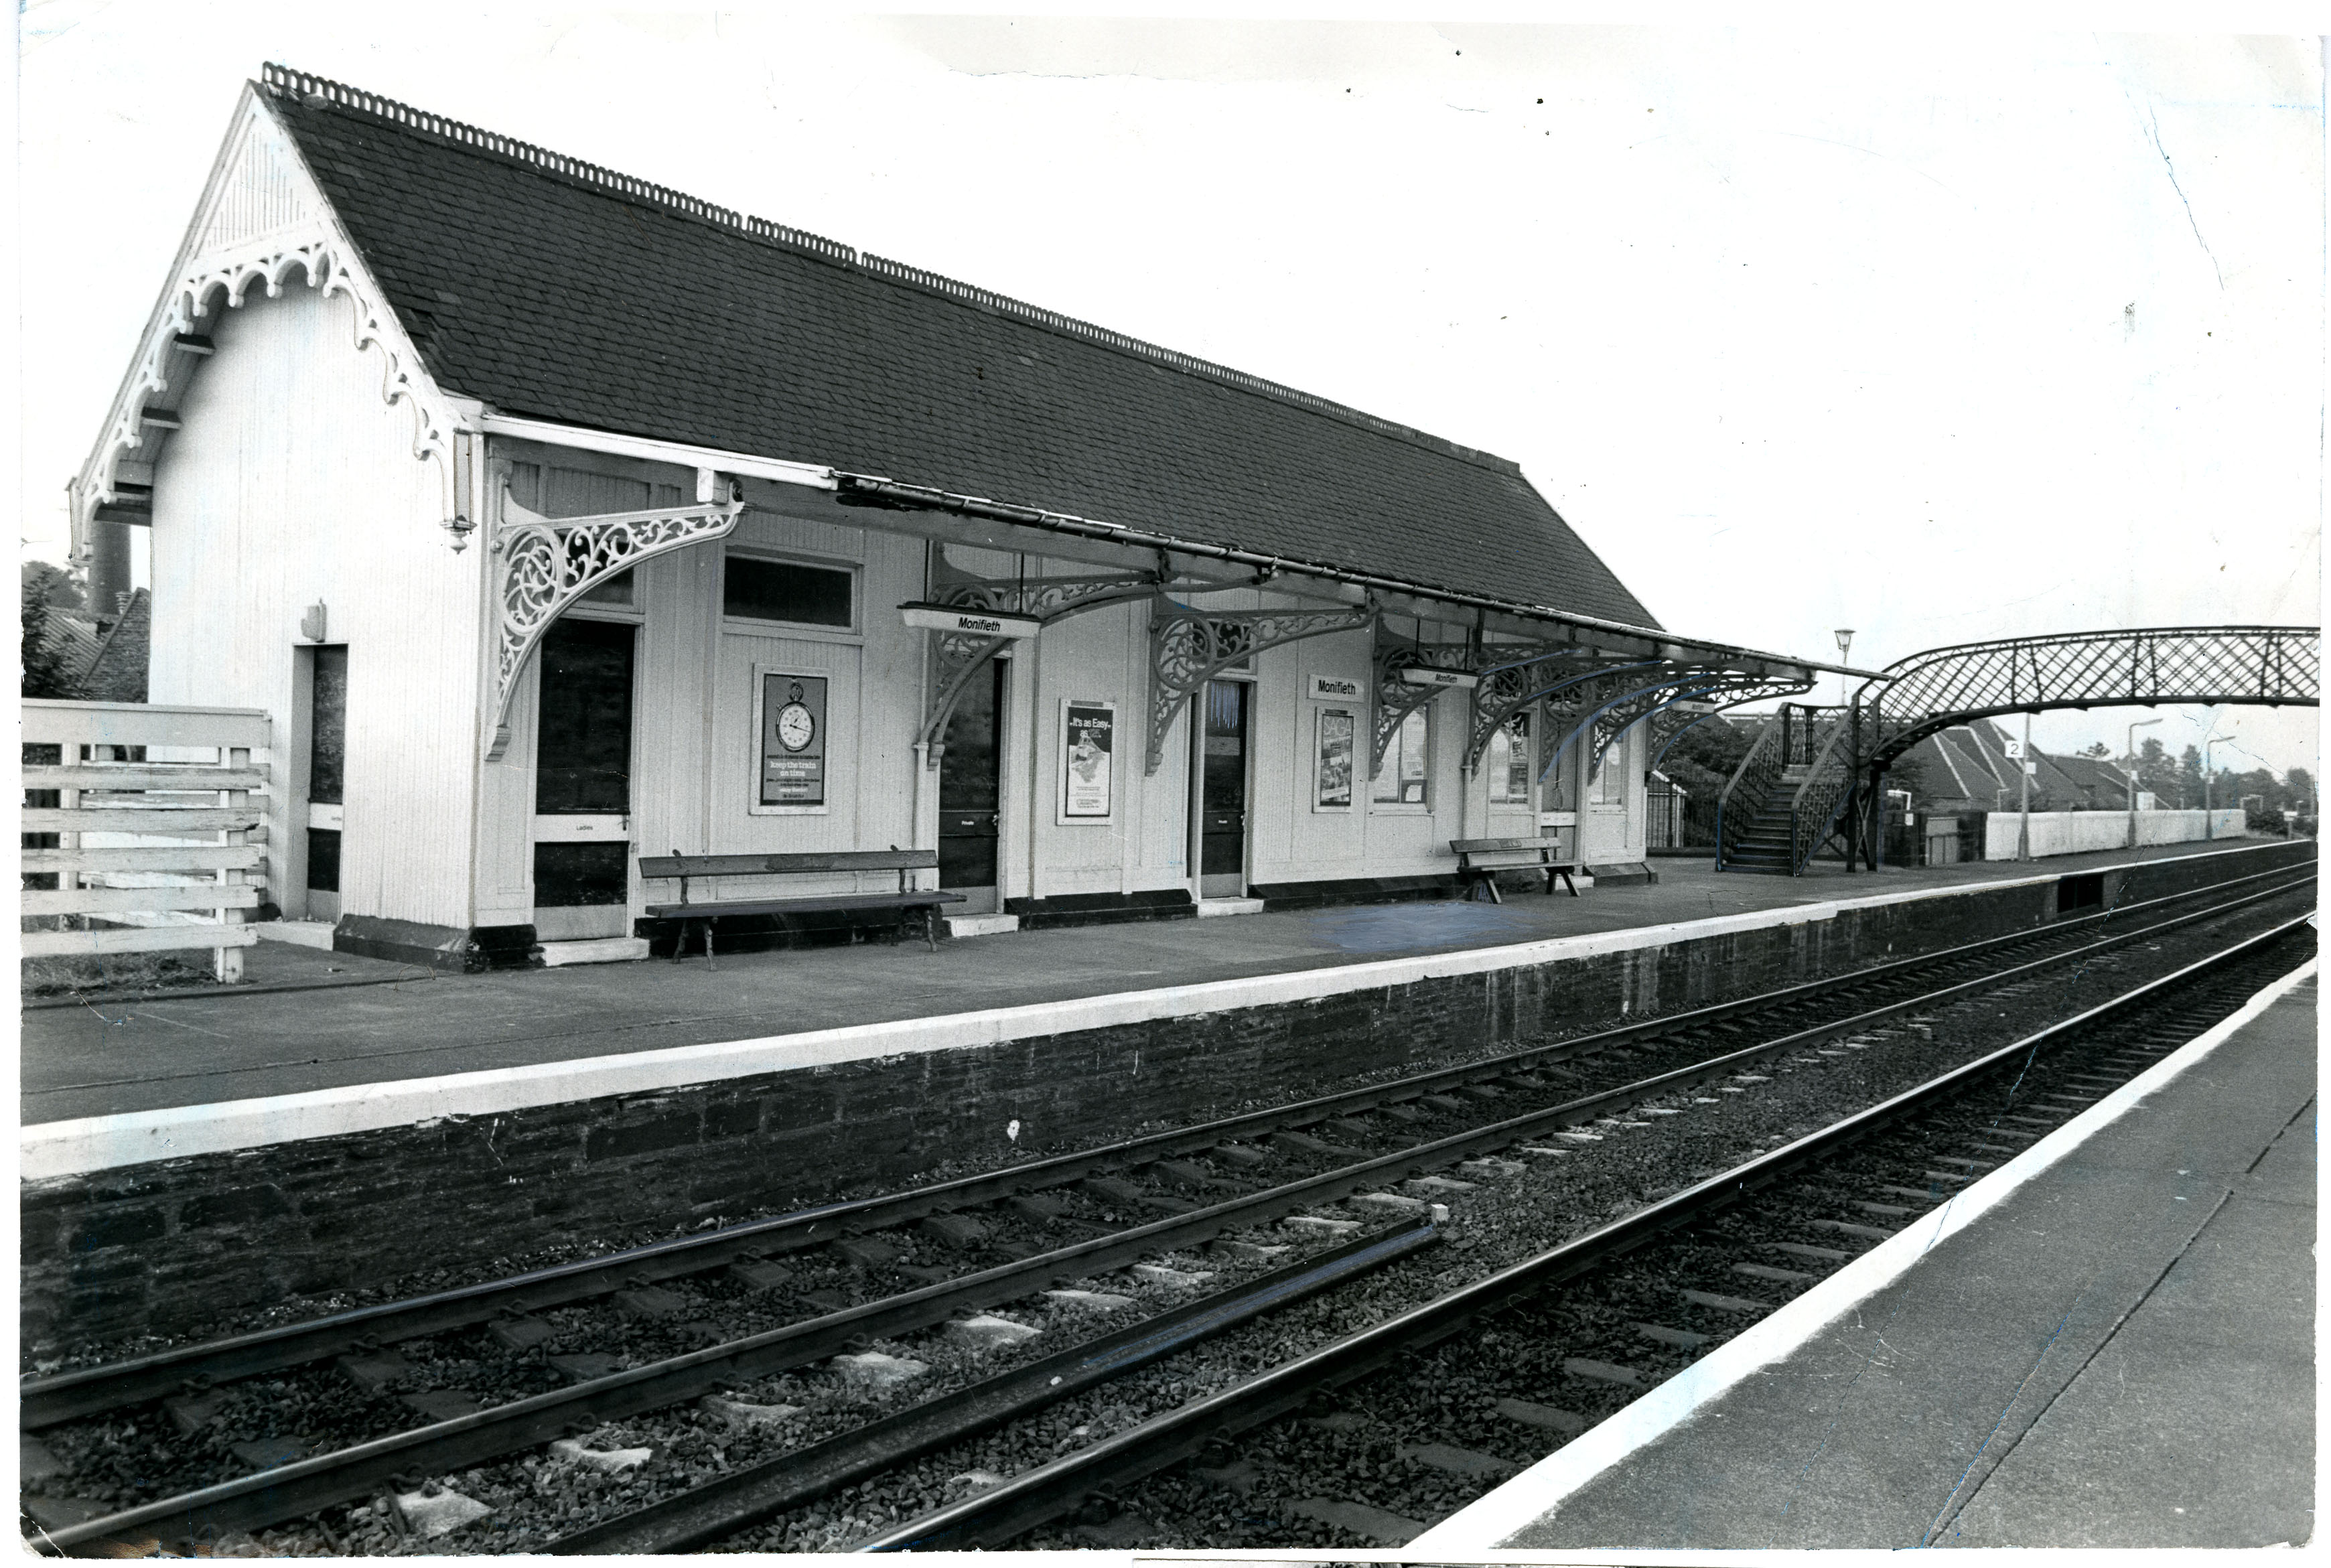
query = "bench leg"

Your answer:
(703, 916), (717, 969)
(923, 906), (938, 952)
(1558, 869), (1578, 898)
